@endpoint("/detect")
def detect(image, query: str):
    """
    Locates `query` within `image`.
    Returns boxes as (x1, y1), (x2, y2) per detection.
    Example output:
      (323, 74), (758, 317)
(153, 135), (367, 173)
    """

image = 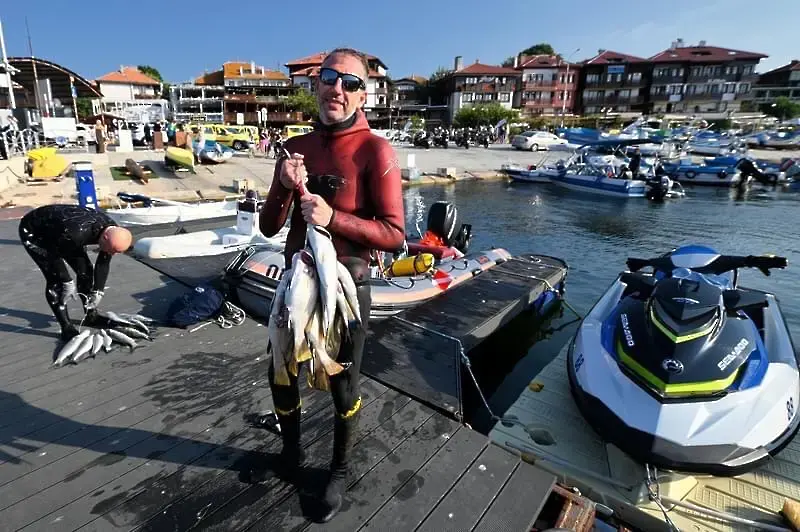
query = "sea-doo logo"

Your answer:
(672, 297), (700, 304)
(718, 338), (750, 371)
(620, 313), (635, 347)
(662, 359), (684, 374)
